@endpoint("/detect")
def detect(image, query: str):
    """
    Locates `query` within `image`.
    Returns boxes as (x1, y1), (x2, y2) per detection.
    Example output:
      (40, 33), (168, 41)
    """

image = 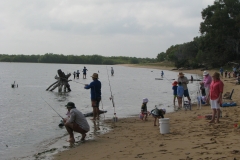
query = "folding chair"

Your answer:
(223, 89), (234, 102)
(221, 89), (234, 112)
